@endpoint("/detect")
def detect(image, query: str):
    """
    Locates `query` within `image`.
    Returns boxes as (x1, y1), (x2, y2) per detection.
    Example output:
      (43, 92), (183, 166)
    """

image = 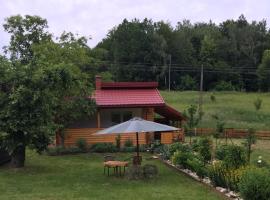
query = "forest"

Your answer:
(1, 14), (270, 92)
